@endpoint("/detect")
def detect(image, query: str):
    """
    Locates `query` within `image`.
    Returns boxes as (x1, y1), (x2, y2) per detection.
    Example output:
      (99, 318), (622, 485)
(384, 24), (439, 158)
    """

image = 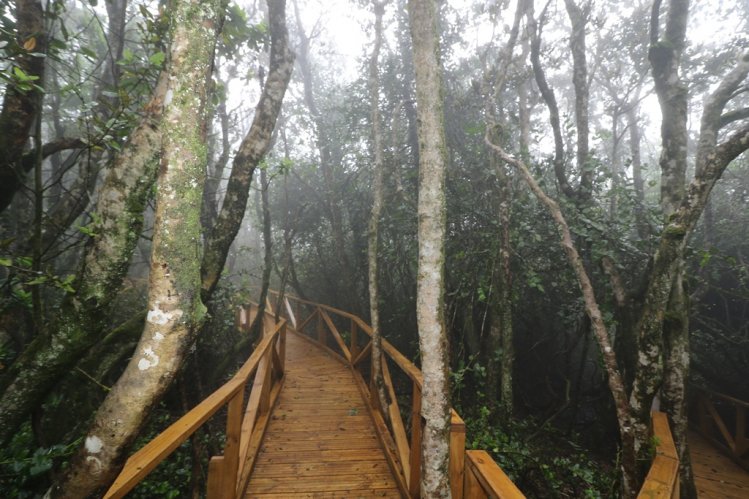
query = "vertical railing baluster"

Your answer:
(350, 319), (358, 360)
(317, 307), (325, 344)
(409, 381), (423, 498)
(736, 405), (746, 458)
